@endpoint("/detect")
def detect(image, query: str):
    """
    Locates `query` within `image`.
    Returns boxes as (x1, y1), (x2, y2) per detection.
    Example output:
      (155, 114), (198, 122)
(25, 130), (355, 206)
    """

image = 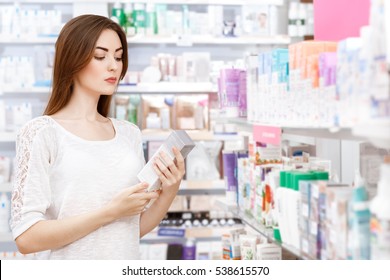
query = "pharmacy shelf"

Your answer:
(142, 224), (245, 243)
(141, 129), (241, 142)
(235, 210), (304, 259)
(118, 82), (216, 93)
(178, 180), (225, 196)
(127, 35), (291, 46)
(227, 118), (367, 143)
(0, 35), (291, 46)
(1, 87), (51, 96)
(0, 183), (12, 192)
(352, 119), (390, 149)
(1, 83), (216, 95)
(215, 199), (303, 259)
(3, 0), (284, 6)
(0, 132), (17, 143)
(0, 37), (57, 44)
(0, 233), (13, 243)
